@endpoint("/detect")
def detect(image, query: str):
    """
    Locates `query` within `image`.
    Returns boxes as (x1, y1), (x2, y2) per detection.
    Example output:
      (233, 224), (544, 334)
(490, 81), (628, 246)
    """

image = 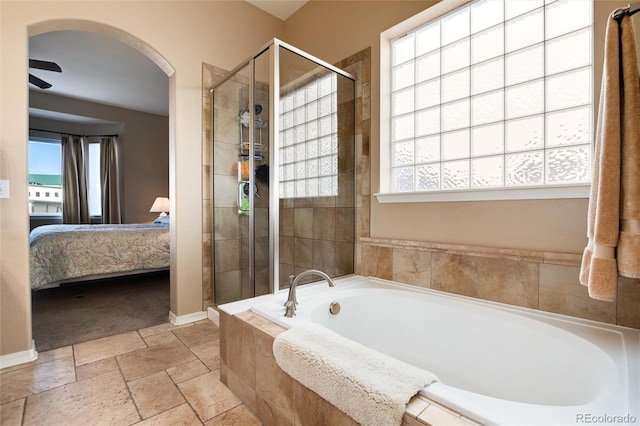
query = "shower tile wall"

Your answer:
(335, 49), (372, 245)
(278, 198), (354, 289)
